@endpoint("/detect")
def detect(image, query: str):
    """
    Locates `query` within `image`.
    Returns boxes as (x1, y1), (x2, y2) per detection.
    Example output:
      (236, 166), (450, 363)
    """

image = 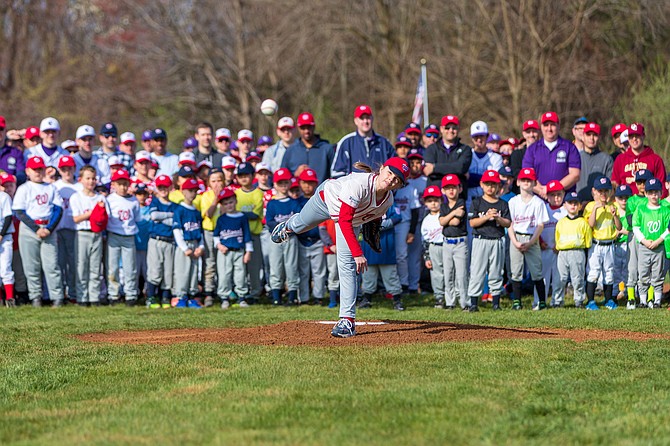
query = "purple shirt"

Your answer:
(522, 137), (580, 190)
(0, 143), (26, 184)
